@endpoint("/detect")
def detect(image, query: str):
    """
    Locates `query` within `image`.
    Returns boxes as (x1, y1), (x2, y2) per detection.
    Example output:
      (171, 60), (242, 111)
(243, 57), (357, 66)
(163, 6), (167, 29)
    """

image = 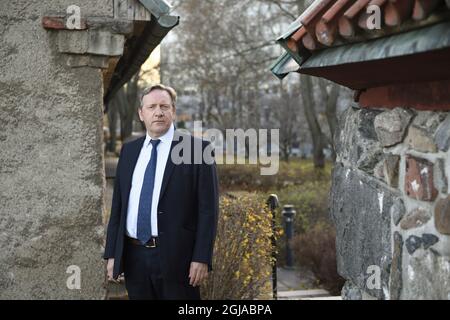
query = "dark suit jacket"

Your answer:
(103, 130), (219, 284)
